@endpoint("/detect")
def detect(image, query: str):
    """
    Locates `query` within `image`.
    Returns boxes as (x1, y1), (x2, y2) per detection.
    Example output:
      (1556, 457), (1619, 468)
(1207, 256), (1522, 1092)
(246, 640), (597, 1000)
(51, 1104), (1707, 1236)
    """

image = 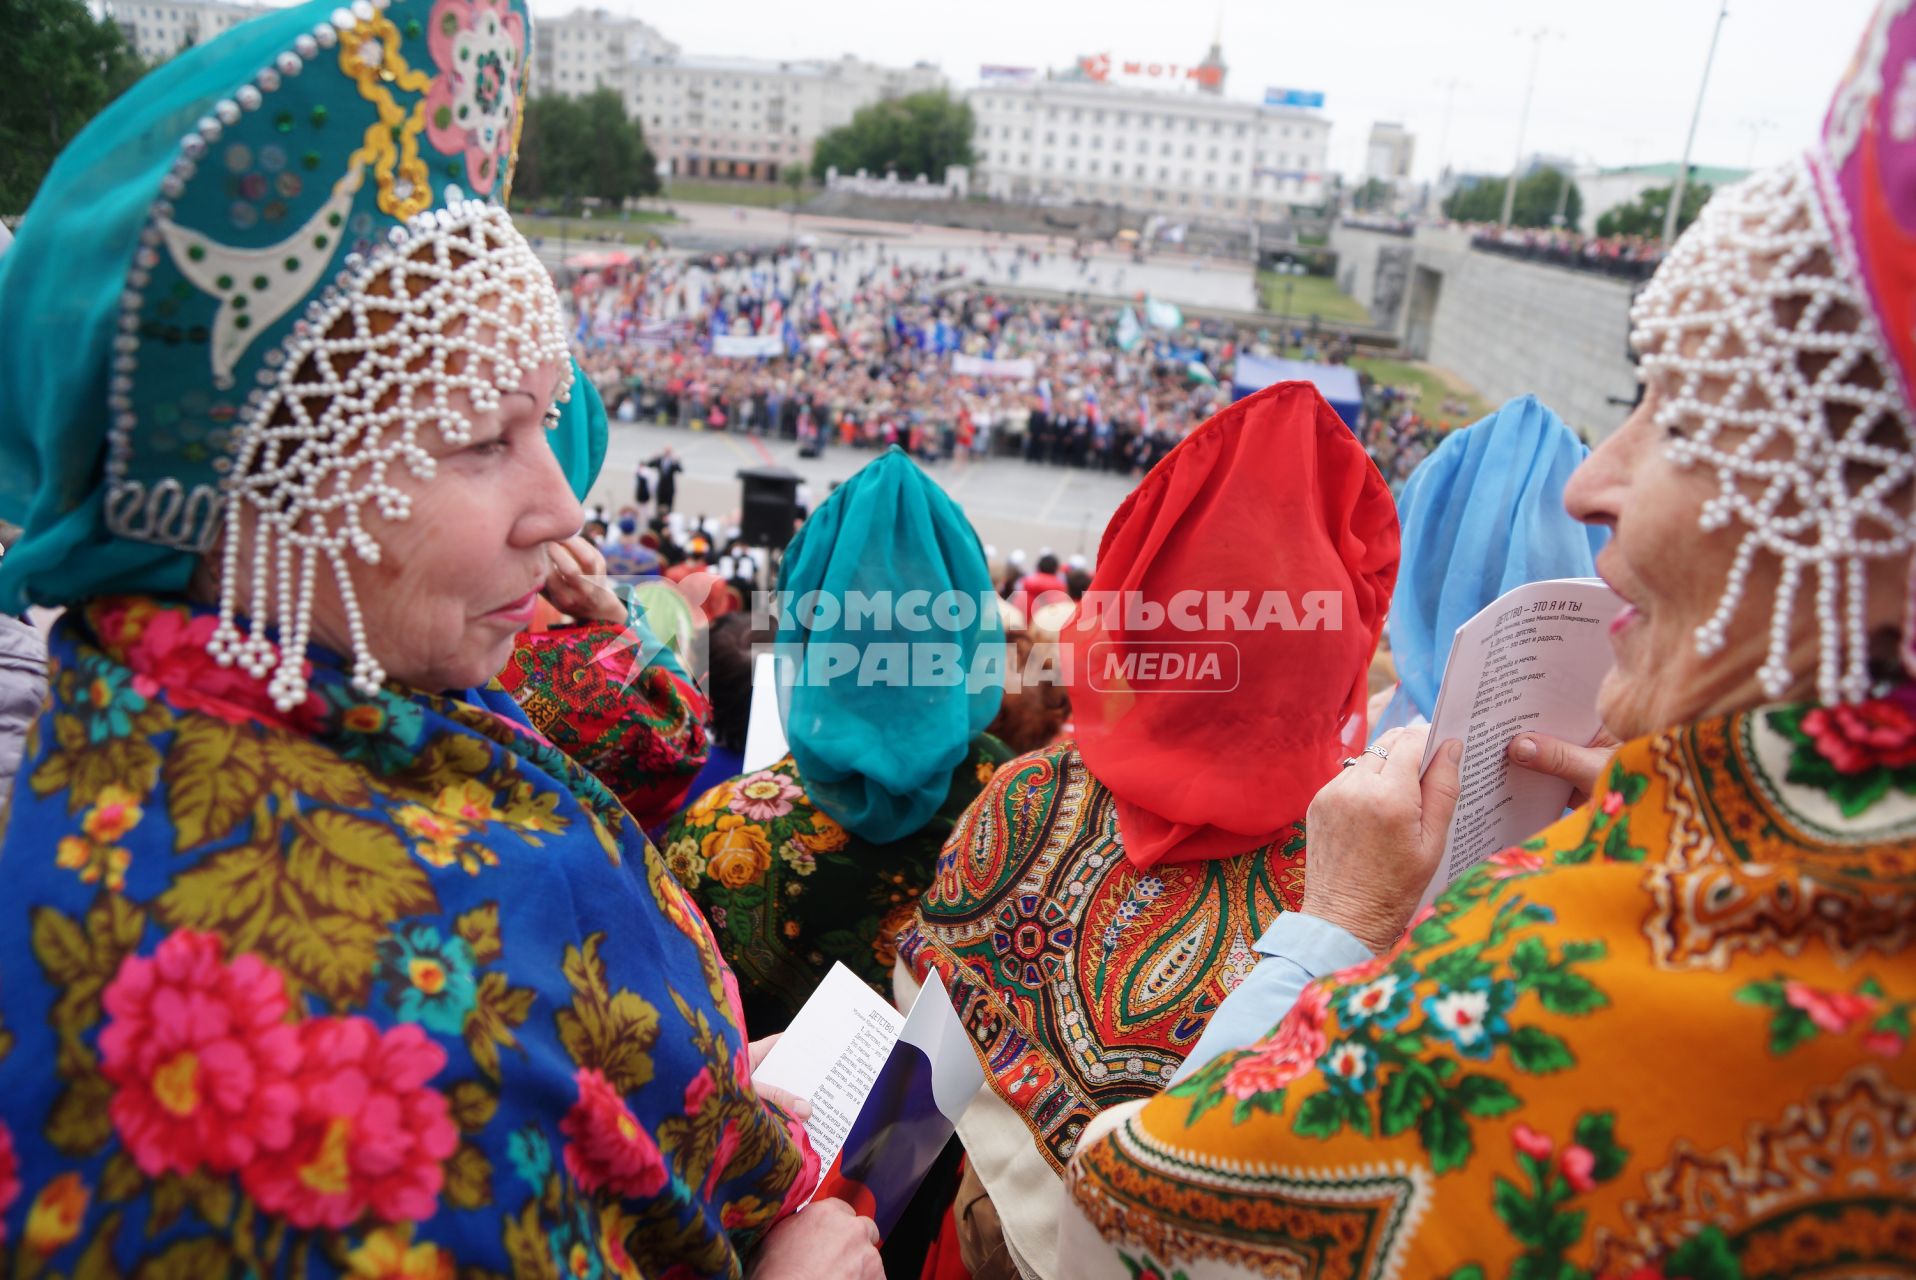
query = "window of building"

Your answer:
(1207, 146), (1217, 160)
(1068, 133), (1078, 147)
(1136, 163), (1146, 178)
(1093, 110), (1104, 123)
(1113, 137), (1125, 153)
(1234, 123), (1246, 138)
(1088, 159), (1099, 175)
(1066, 158), (1077, 171)
(1160, 142), (1171, 156)
(1183, 143), (1194, 158)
